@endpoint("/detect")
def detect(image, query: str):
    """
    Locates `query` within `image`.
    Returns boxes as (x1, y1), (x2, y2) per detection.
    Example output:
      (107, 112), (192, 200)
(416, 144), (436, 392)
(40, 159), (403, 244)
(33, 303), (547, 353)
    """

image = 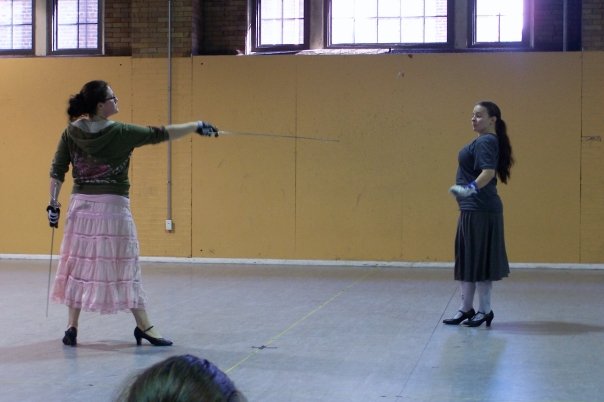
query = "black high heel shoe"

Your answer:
(62, 327), (77, 346)
(134, 326), (173, 346)
(463, 311), (494, 327)
(443, 309), (475, 325)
